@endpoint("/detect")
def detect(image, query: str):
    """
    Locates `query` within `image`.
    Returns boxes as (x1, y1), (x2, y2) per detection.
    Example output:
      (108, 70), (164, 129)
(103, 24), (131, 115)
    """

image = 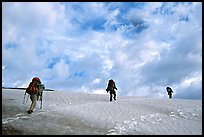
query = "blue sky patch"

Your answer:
(5, 43), (17, 50)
